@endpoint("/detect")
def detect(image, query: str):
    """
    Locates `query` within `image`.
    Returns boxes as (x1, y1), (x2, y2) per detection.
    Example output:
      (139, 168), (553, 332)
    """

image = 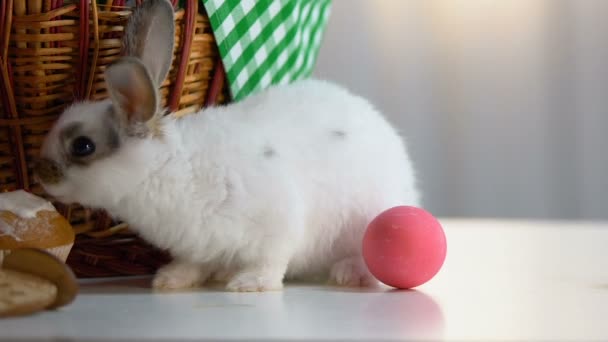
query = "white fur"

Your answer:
(42, 79), (420, 291)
